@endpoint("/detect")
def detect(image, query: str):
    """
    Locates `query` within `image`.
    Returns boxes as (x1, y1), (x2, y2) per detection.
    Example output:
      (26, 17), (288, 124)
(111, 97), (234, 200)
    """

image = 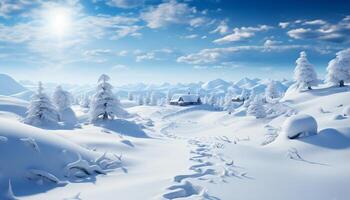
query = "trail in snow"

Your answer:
(159, 116), (249, 200)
